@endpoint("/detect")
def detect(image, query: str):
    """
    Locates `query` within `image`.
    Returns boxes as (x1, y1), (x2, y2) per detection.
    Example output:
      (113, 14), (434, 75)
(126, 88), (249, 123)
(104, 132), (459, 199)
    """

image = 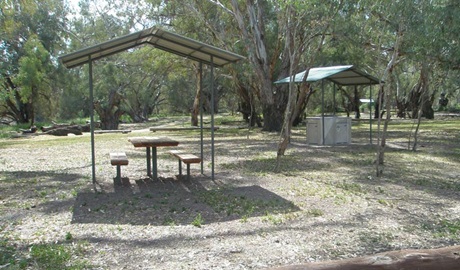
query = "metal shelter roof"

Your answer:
(58, 27), (245, 184)
(59, 27), (245, 68)
(273, 65), (381, 86)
